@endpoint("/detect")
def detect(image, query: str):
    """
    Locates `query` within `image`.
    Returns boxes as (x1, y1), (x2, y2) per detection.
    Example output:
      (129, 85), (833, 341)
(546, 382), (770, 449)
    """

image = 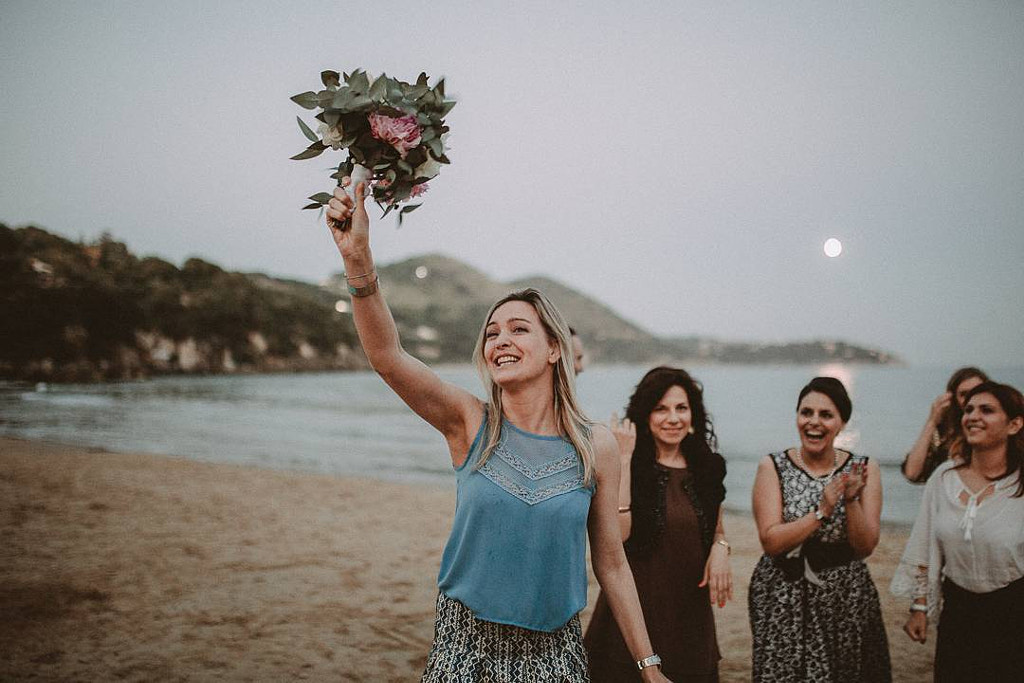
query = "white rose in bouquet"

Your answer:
(317, 122), (345, 150)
